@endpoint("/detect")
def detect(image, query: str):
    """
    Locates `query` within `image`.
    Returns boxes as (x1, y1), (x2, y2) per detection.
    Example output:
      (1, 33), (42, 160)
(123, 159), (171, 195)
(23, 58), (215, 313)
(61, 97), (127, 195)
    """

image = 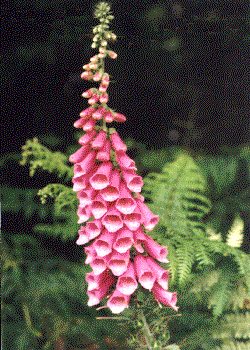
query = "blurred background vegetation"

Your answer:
(1, 0), (250, 349)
